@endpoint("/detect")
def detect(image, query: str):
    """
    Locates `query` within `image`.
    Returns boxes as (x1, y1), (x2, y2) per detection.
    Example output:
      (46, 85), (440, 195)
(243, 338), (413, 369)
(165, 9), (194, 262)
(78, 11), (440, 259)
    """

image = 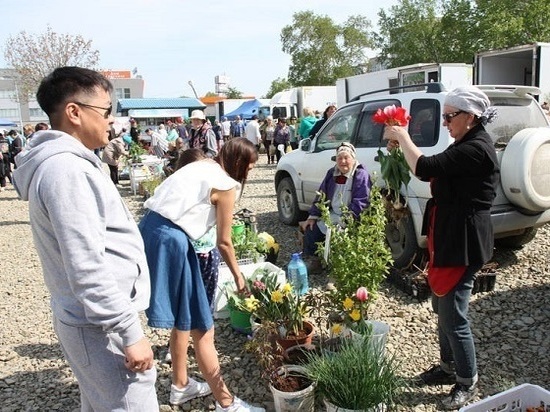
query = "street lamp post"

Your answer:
(188, 80), (199, 99)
